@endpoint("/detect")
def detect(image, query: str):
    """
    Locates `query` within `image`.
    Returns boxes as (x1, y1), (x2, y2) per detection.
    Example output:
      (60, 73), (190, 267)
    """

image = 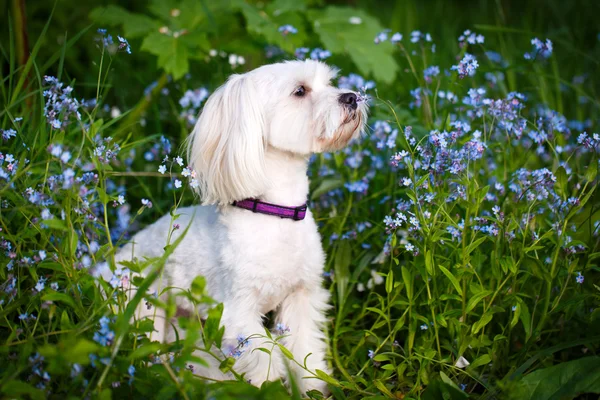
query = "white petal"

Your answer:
(455, 356), (470, 369)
